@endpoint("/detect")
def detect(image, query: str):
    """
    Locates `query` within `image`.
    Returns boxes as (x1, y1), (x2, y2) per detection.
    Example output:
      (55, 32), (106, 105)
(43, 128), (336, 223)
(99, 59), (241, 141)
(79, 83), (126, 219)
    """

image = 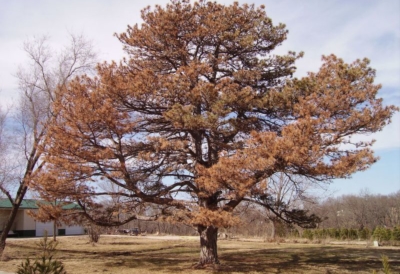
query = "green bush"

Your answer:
(358, 228), (370, 240)
(340, 228), (349, 240)
(313, 229), (322, 239)
(373, 226), (391, 242)
(373, 226), (383, 241)
(385, 228), (392, 241)
(348, 228), (358, 240)
(372, 255), (392, 274)
(300, 227), (400, 242)
(314, 229), (329, 240)
(391, 226), (400, 241)
(303, 229), (313, 240)
(327, 228), (339, 239)
(381, 255), (392, 274)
